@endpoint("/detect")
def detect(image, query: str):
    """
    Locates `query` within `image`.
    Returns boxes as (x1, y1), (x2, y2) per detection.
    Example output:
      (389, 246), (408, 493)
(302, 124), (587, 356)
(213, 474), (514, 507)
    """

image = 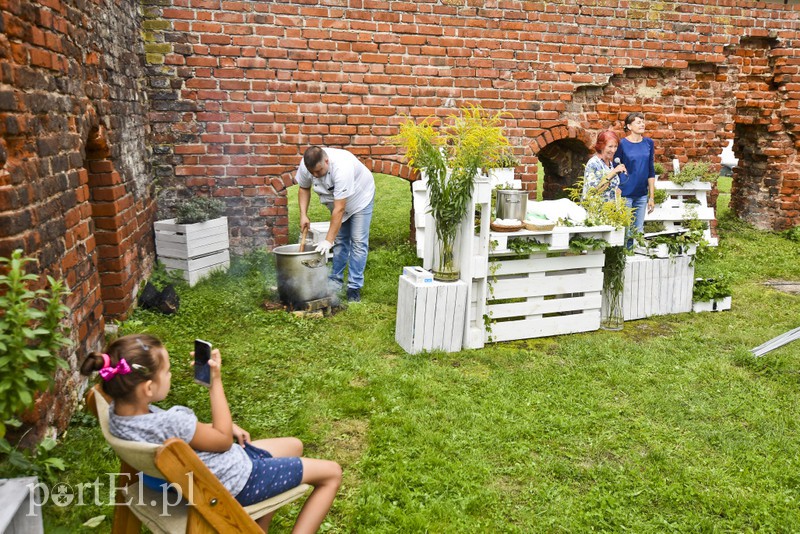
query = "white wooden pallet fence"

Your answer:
(621, 254), (695, 320)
